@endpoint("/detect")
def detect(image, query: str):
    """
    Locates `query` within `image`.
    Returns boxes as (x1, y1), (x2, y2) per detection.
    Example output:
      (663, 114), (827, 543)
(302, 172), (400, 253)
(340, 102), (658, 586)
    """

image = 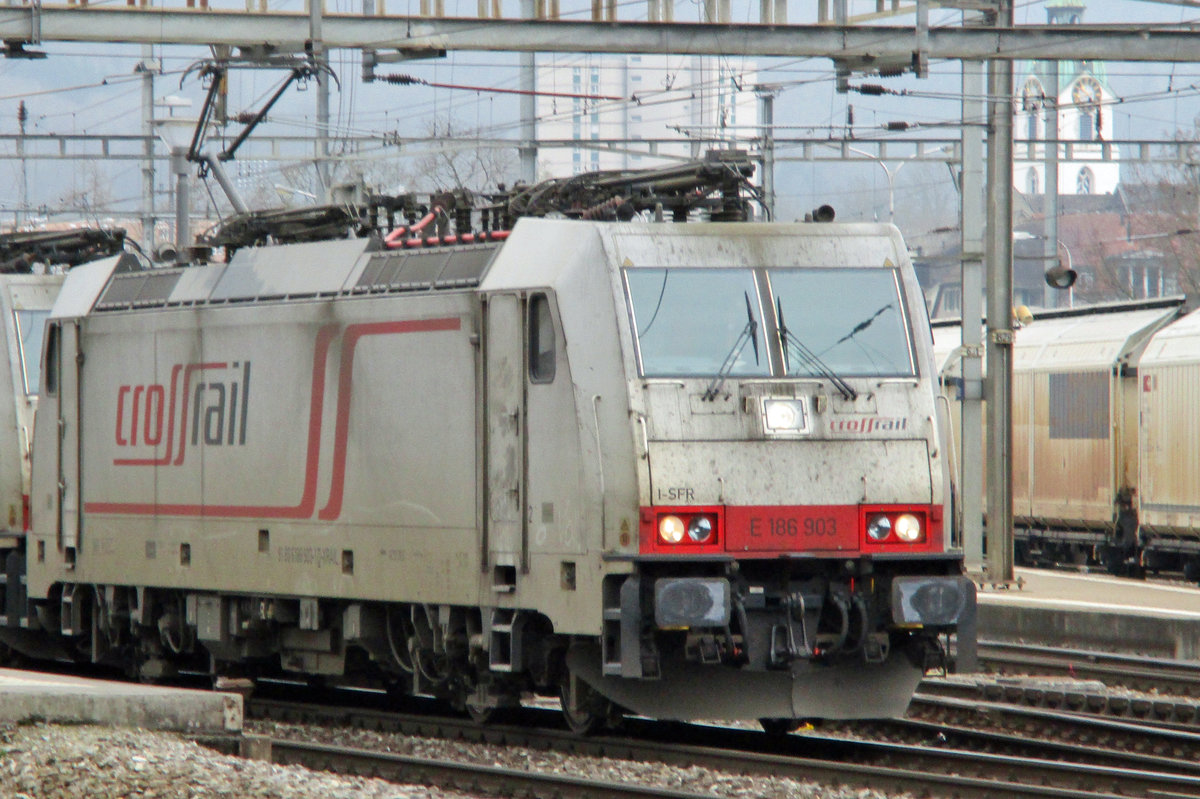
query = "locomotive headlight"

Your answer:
(659, 515), (686, 544)
(762, 398), (809, 435)
(866, 514), (892, 541)
(687, 515), (714, 543)
(894, 514), (922, 543)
